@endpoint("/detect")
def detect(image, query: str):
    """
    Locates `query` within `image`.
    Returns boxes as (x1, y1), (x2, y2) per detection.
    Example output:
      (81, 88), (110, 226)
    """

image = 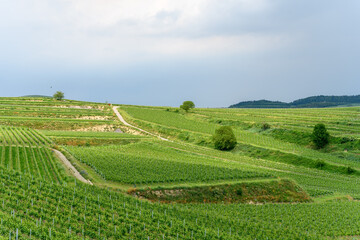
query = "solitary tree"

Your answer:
(180, 101), (195, 112)
(312, 123), (330, 149)
(213, 126), (237, 151)
(53, 91), (64, 101)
